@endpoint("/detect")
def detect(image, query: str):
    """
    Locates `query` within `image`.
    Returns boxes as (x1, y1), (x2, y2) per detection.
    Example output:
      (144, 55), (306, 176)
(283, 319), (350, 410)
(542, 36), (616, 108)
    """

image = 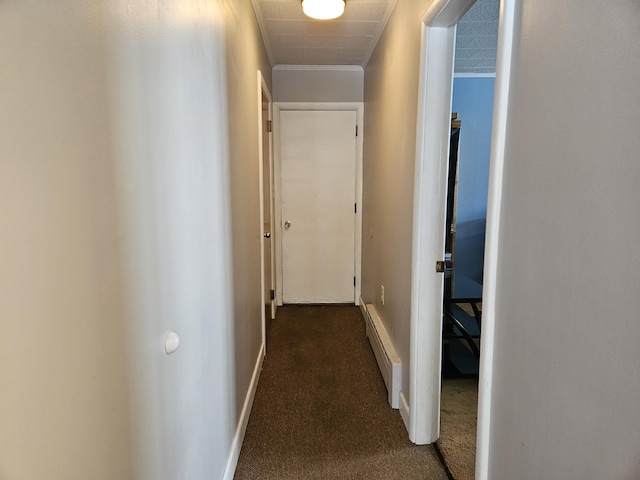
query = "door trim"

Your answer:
(409, 14), (460, 445)
(410, 1), (515, 476)
(273, 102), (364, 306)
(258, 70), (274, 350)
(474, 2), (517, 477)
